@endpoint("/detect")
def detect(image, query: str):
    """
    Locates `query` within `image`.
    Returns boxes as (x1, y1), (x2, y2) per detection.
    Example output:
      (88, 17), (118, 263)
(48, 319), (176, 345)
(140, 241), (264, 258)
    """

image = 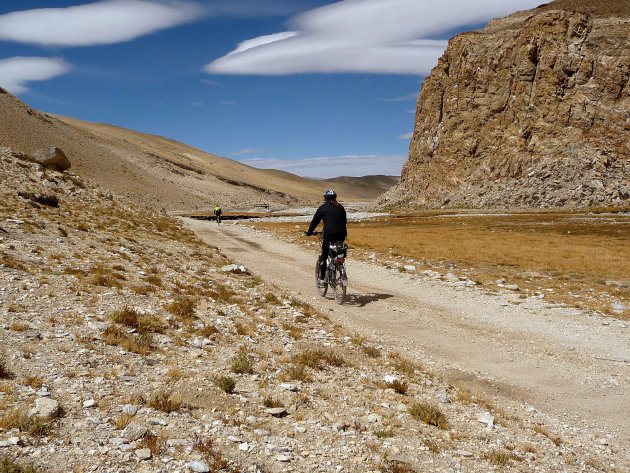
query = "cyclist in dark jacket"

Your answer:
(306, 190), (347, 281)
